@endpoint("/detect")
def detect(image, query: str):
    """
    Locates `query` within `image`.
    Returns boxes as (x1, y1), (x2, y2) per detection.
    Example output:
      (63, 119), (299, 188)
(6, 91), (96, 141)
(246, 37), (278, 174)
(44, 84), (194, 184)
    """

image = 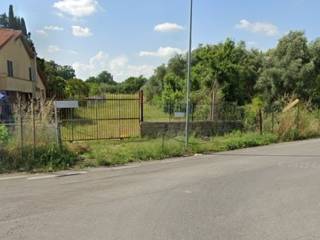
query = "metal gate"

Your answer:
(58, 93), (142, 141)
